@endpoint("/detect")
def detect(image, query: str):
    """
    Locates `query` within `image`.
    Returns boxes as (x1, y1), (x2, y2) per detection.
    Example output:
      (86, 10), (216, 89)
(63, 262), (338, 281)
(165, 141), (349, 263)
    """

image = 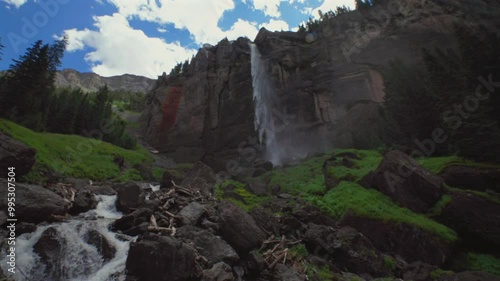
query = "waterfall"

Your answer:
(1, 195), (131, 281)
(249, 43), (283, 166)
